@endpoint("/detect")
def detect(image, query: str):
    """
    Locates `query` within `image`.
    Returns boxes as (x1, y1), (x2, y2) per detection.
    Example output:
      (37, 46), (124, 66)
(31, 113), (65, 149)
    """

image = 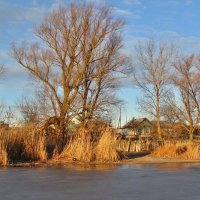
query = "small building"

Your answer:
(121, 118), (152, 139)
